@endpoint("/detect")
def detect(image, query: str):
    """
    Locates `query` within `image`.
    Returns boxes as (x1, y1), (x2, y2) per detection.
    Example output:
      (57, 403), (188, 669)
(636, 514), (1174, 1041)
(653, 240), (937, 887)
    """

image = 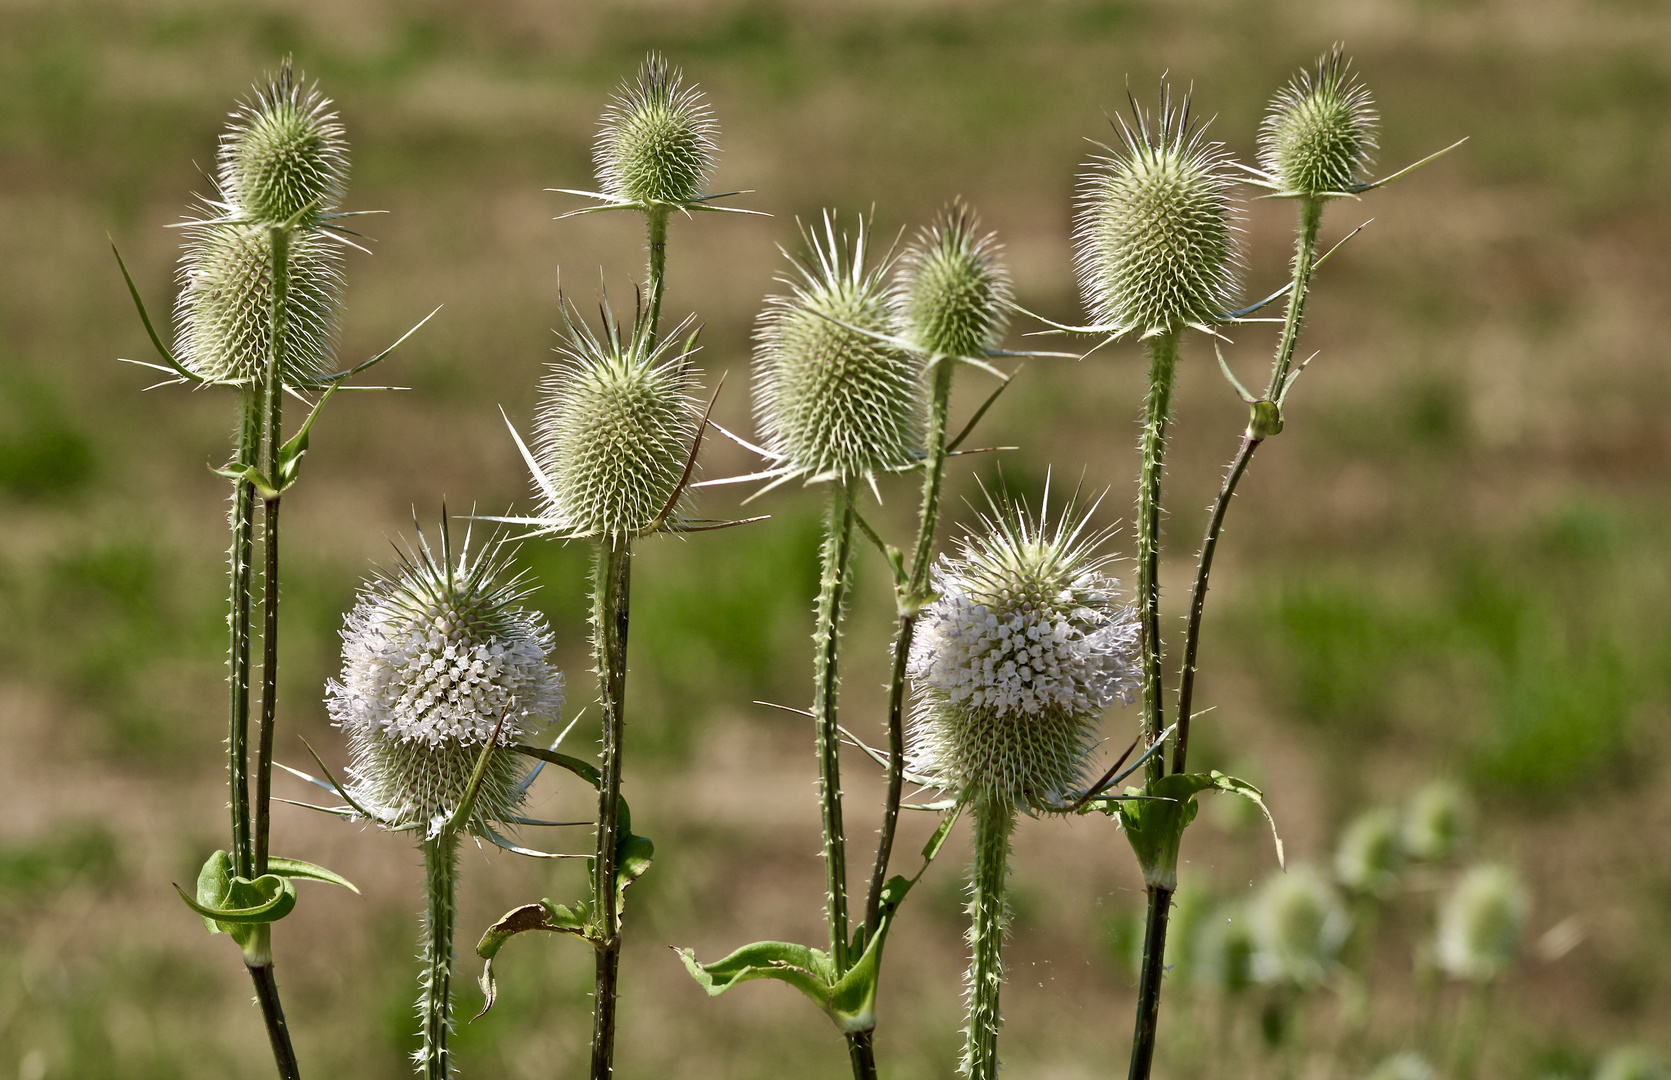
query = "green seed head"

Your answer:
(595, 53), (718, 206)
(220, 60), (348, 226)
(1074, 86), (1240, 338)
(1435, 863), (1527, 982)
(1334, 806), (1403, 897)
(173, 220), (342, 385)
(907, 491), (1140, 809)
(754, 214), (924, 483)
(1259, 45), (1378, 199)
(1403, 779), (1472, 862)
(1193, 904), (1256, 996)
(327, 525), (563, 838)
(532, 300), (700, 540)
(1595, 1047), (1671, 1080)
(894, 201), (1012, 359)
(1250, 865), (1350, 988)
